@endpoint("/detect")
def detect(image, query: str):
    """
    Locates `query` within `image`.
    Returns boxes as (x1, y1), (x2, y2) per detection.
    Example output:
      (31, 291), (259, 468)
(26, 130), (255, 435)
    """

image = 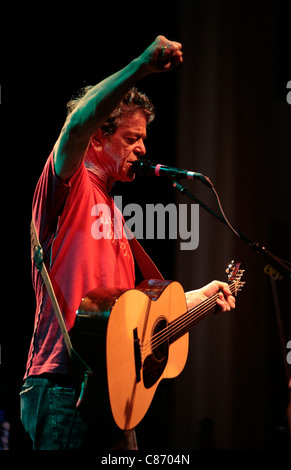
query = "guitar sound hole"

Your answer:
(152, 318), (168, 360)
(143, 317), (169, 389)
(142, 318), (169, 388)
